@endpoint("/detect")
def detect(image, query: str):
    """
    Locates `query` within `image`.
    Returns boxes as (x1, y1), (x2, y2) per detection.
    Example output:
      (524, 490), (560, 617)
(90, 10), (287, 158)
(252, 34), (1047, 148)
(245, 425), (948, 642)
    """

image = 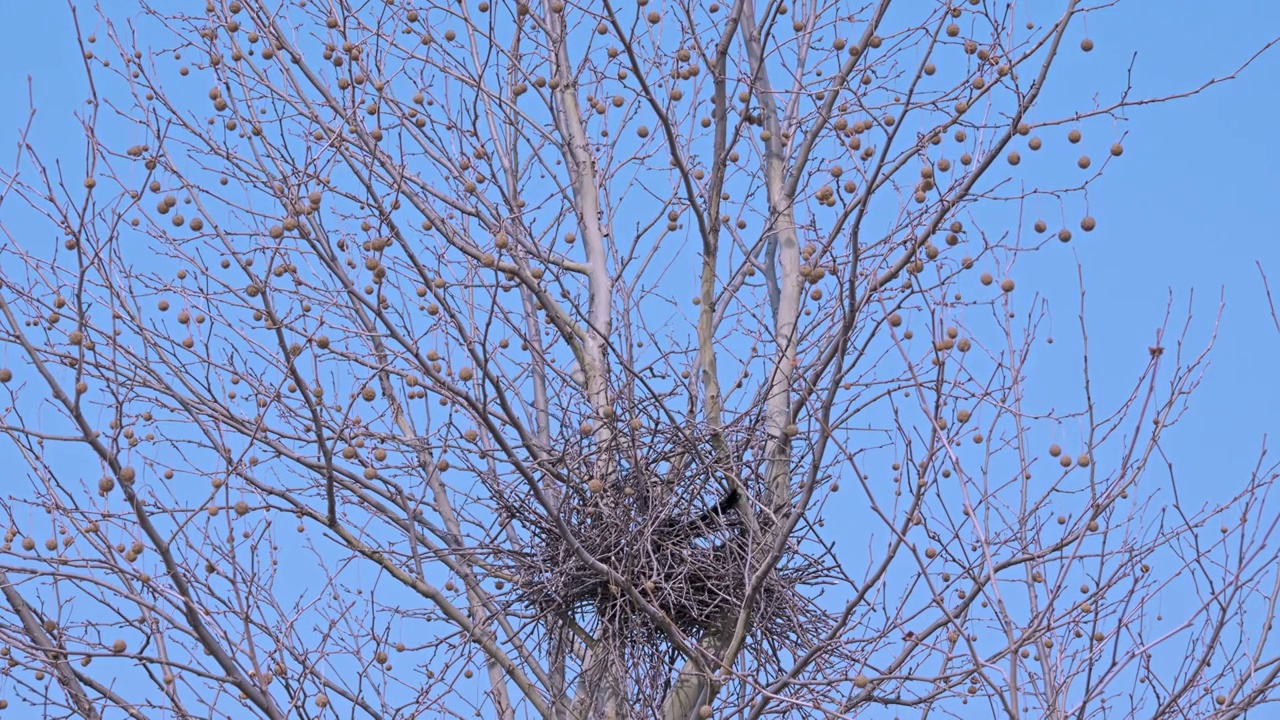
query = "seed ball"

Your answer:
(0, 368), (11, 383)
(1033, 219), (1047, 233)
(1049, 444), (1062, 457)
(1110, 143), (1124, 156)
(1007, 151), (1020, 166)
(1080, 38), (1094, 52)
(1077, 156), (1091, 169)
(1077, 454), (1091, 467)
(1028, 137), (1042, 151)
(888, 313), (903, 327)
(1080, 216), (1097, 232)
(1058, 228), (1073, 243)
(1000, 278), (1015, 293)
(699, 706), (713, 719)
(979, 272), (993, 286)
(1068, 129), (1082, 144)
